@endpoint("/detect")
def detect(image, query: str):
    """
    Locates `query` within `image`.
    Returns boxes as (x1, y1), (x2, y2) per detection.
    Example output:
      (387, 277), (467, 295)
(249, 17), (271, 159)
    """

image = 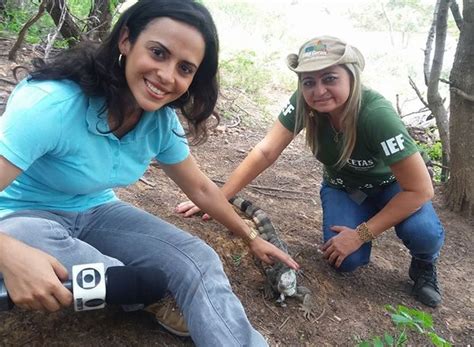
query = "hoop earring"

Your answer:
(118, 54), (124, 68)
